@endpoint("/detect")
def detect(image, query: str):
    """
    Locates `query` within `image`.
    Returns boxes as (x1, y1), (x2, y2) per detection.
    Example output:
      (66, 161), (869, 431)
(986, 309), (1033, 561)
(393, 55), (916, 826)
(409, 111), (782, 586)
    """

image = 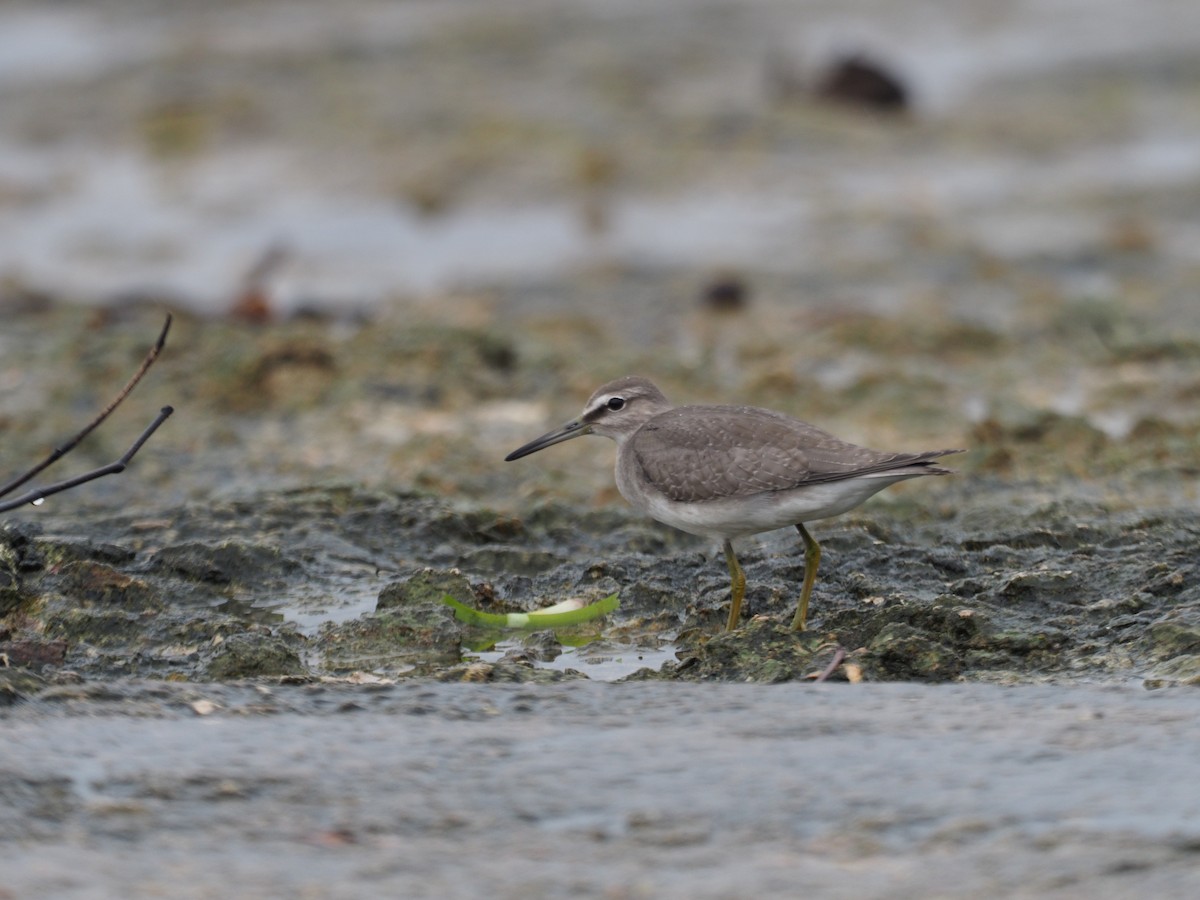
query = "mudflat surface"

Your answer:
(4, 1), (1200, 897)
(2, 479), (1199, 688)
